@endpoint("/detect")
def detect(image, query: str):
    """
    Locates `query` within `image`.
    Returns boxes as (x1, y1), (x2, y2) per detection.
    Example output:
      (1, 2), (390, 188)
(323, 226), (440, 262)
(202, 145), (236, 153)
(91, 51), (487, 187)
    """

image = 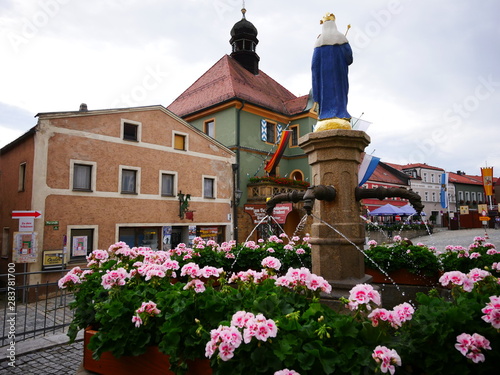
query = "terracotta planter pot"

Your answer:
(84, 328), (172, 375)
(84, 328), (212, 375)
(366, 267), (439, 286)
(186, 358), (213, 374)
